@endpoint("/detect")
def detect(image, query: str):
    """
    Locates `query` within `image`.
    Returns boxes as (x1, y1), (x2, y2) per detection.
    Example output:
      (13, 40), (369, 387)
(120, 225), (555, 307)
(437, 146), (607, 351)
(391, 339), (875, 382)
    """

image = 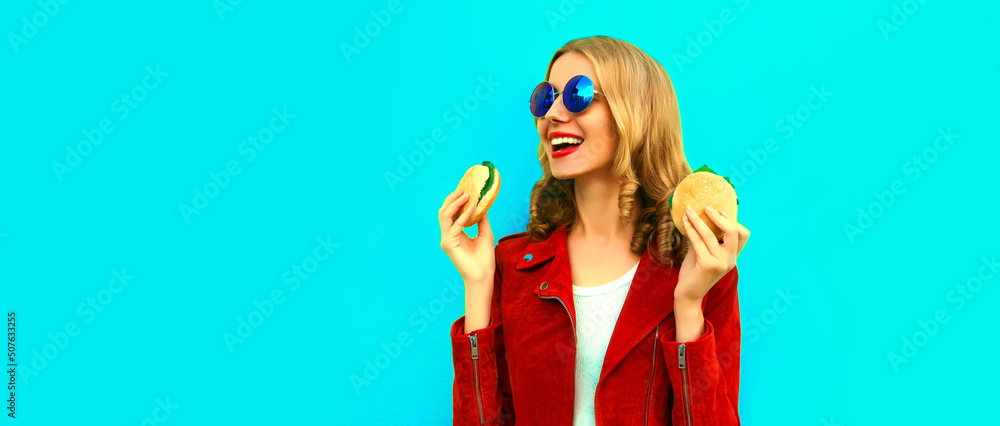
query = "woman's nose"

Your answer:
(544, 96), (570, 124)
